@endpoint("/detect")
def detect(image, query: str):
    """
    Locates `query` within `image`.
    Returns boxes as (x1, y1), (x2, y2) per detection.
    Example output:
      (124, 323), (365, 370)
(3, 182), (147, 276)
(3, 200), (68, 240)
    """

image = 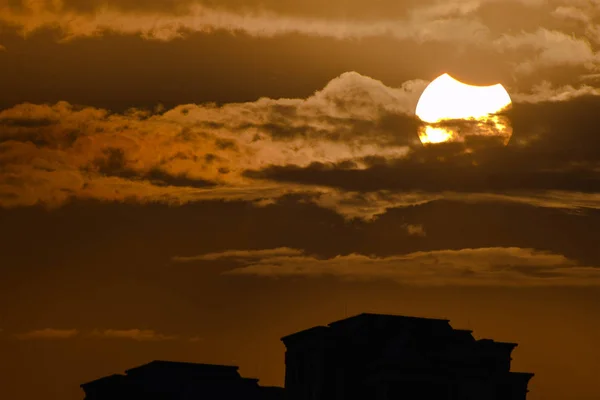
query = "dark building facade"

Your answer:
(80, 360), (284, 400)
(281, 313), (534, 400)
